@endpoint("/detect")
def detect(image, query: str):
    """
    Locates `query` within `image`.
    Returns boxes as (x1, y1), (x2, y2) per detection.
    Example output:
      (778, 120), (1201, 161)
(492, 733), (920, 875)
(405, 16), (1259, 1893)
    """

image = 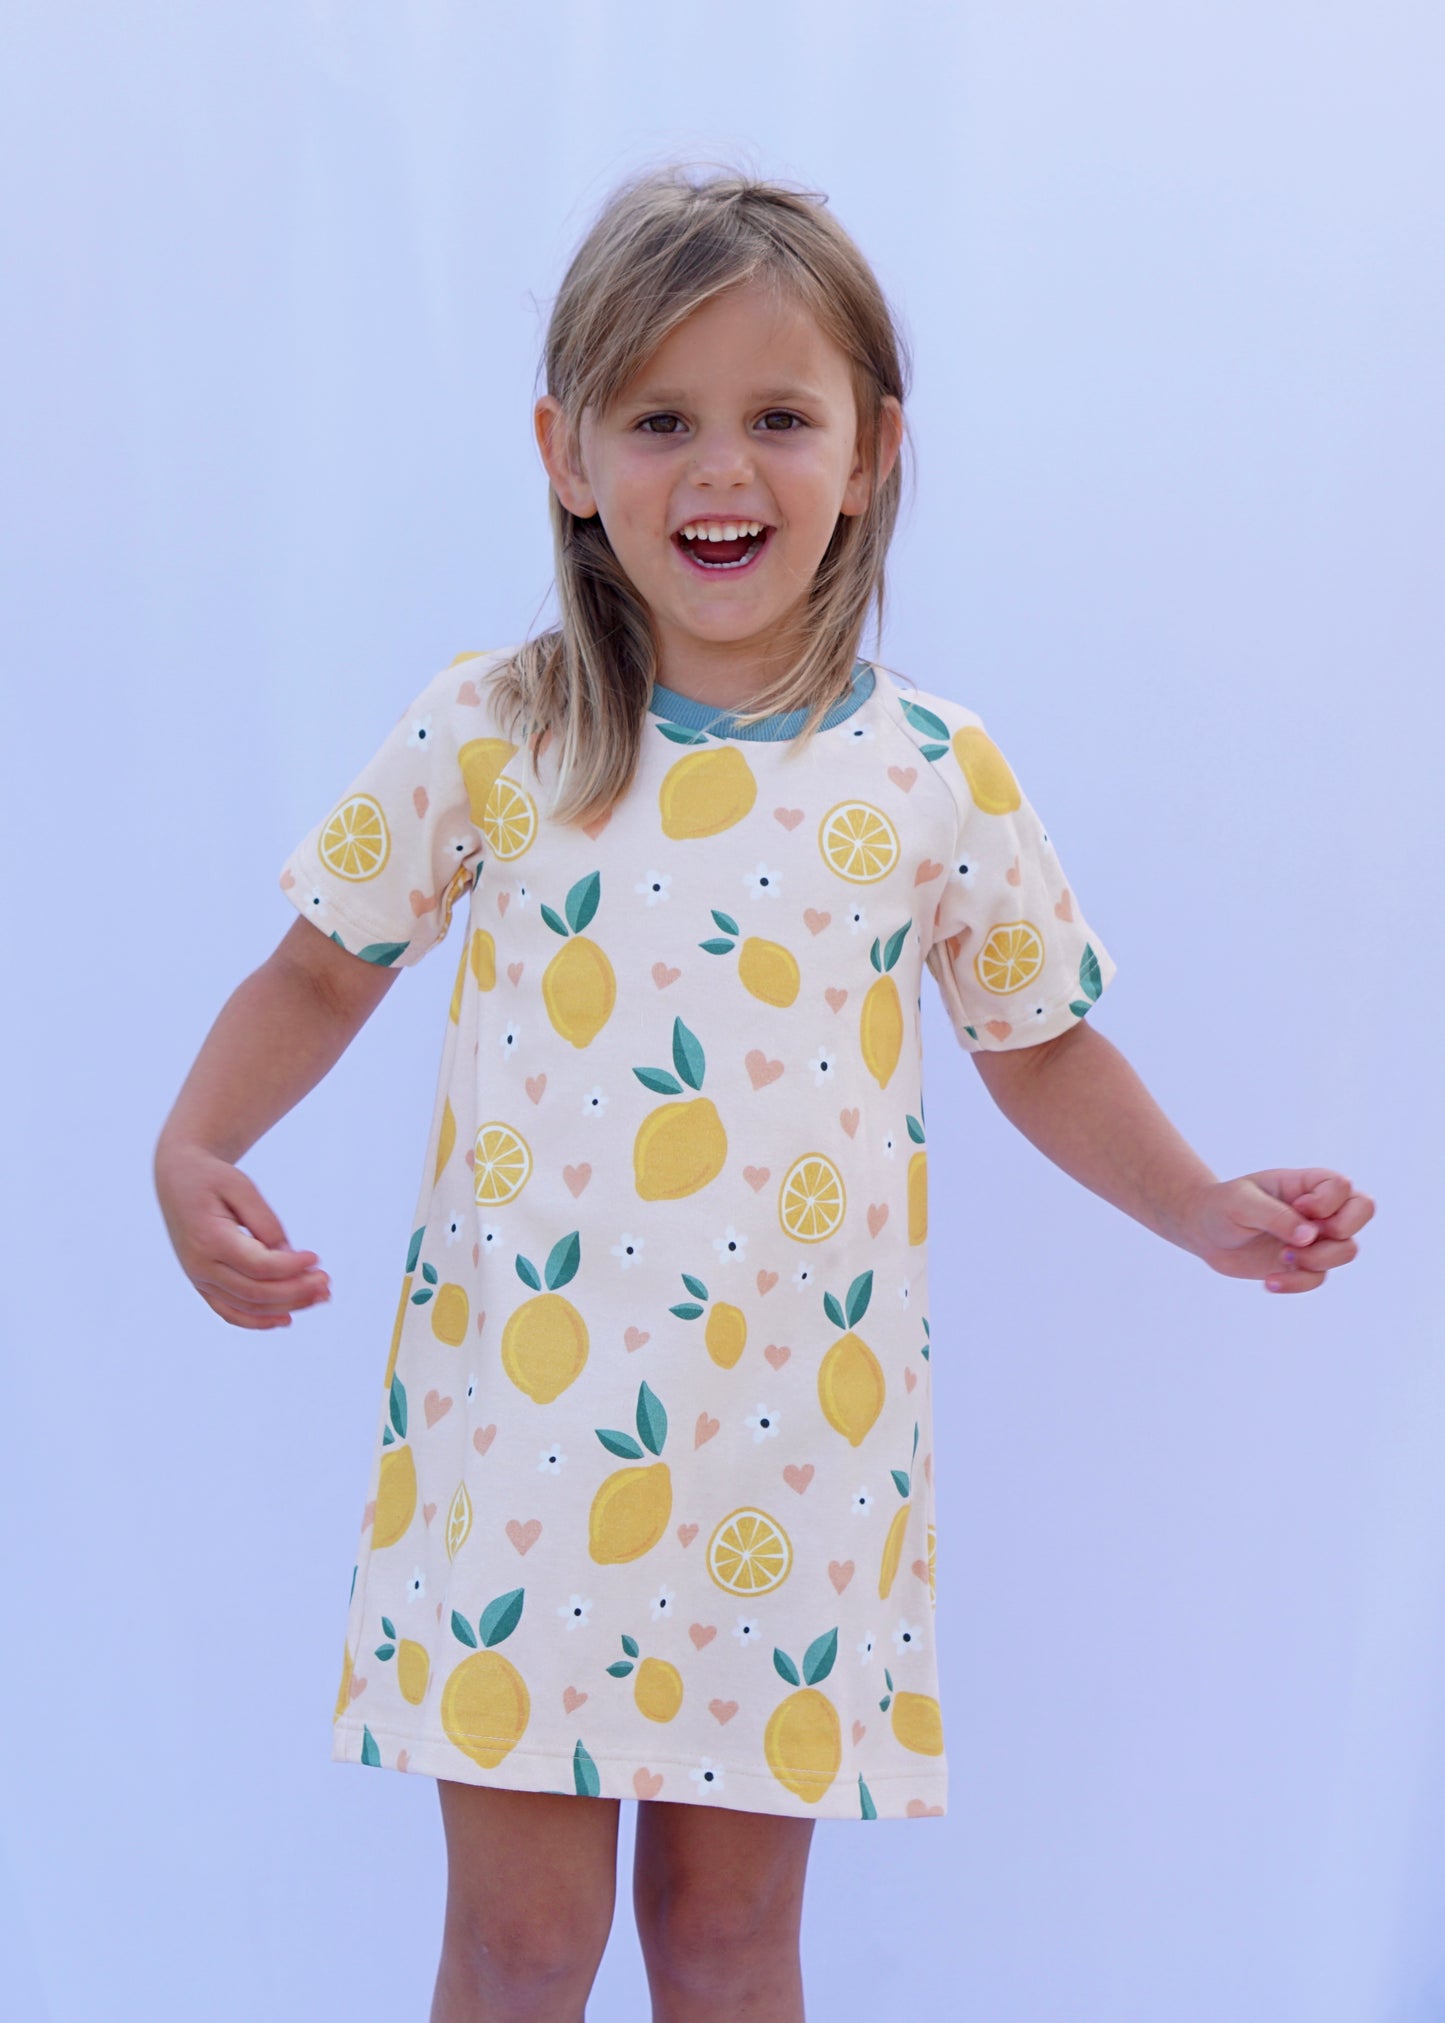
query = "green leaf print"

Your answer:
(596, 1428), (645, 1460)
(634, 1066), (684, 1096)
(566, 871), (601, 934)
(360, 1726), (381, 1766)
(1078, 944), (1104, 1001)
(858, 1775), (878, 1820)
(773, 1647), (802, 1687)
(657, 721), (711, 746)
(357, 941), (411, 967)
(671, 1017), (705, 1091)
(514, 1253), (543, 1291)
(405, 1227), (425, 1273)
(680, 1273), (709, 1300)
(389, 1375), (407, 1440)
(540, 903), (570, 937)
(381, 1616), (396, 1639)
(892, 1468), (911, 1499)
(421, 1261), (438, 1286)
(669, 1302), (705, 1321)
(480, 1588), (525, 1647)
(823, 1291), (846, 1331)
(636, 1380), (667, 1457)
(699, 937), (736, 955)
(545, 1231), (581, 1290)
(606, 1660), (634, 1678)
(711, 909), (740, 937)
(574, 1741), (602, 1796)
(900, 699), (950, 742)
(919, 742), (949, 762)
(906, 1113), (926, 1144)
(621, 1633), (640, 1658)
(450, 1608), (479, 1649)
(802, 1628), (838, 1685)
(844, 1270), (873, 1328)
